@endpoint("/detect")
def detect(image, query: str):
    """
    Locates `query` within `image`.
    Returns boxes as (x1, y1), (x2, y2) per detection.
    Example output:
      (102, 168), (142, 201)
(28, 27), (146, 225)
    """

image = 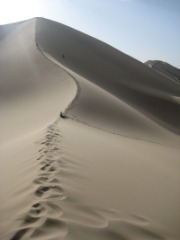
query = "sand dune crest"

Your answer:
(0, 18), (180, 240)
